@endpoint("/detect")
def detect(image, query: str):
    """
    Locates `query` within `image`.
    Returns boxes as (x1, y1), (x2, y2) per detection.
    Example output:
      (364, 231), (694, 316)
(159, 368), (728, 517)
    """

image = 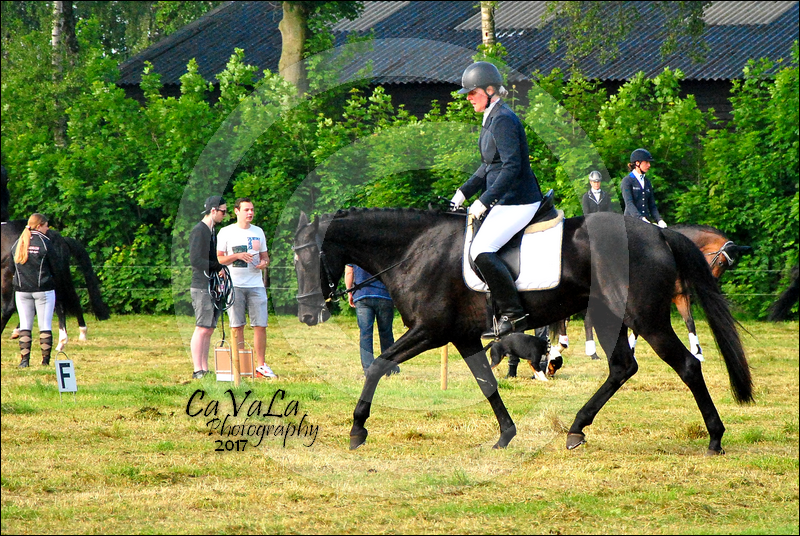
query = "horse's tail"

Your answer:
(767, 264), (799, 321)
(64, 237), (111, 321)
(662, 229), (753, 404)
